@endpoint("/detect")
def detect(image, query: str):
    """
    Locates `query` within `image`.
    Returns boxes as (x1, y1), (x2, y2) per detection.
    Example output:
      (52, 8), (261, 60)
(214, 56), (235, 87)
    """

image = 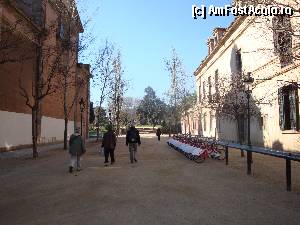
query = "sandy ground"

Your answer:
(0, 134), (300, 225)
